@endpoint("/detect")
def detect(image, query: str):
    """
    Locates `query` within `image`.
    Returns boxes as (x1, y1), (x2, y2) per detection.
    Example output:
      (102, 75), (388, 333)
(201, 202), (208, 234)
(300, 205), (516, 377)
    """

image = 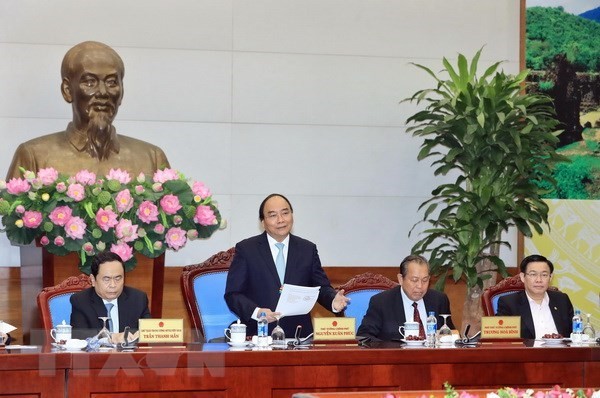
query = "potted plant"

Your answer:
(404, 49), (568, 331)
